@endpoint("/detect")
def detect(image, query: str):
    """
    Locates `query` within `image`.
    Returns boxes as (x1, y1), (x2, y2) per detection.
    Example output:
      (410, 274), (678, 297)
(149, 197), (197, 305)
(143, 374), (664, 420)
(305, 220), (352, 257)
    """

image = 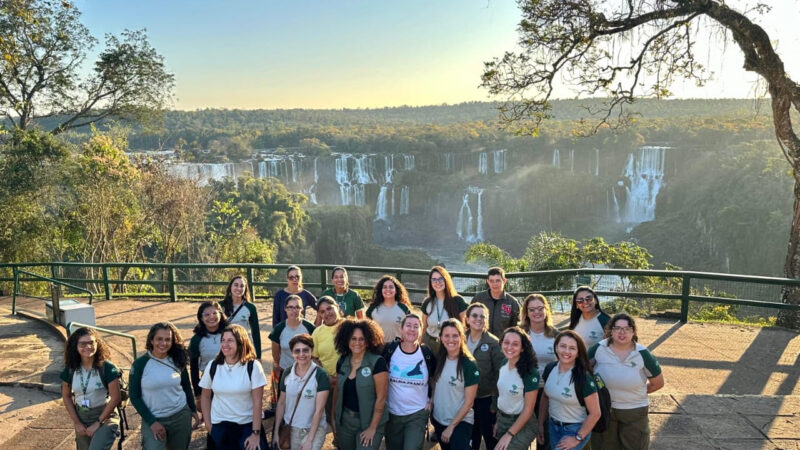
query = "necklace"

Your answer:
(224, 361), (237, 372)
